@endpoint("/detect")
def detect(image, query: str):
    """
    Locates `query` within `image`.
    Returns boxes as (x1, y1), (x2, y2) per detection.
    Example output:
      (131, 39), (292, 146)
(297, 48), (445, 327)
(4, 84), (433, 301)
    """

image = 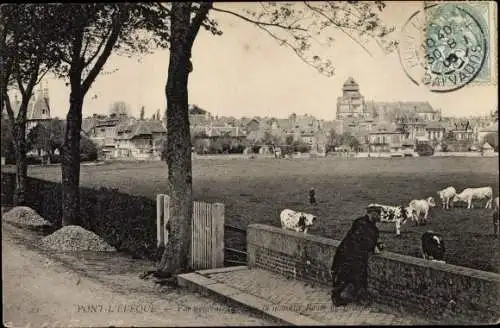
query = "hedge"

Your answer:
(1, 172), (158, 259)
